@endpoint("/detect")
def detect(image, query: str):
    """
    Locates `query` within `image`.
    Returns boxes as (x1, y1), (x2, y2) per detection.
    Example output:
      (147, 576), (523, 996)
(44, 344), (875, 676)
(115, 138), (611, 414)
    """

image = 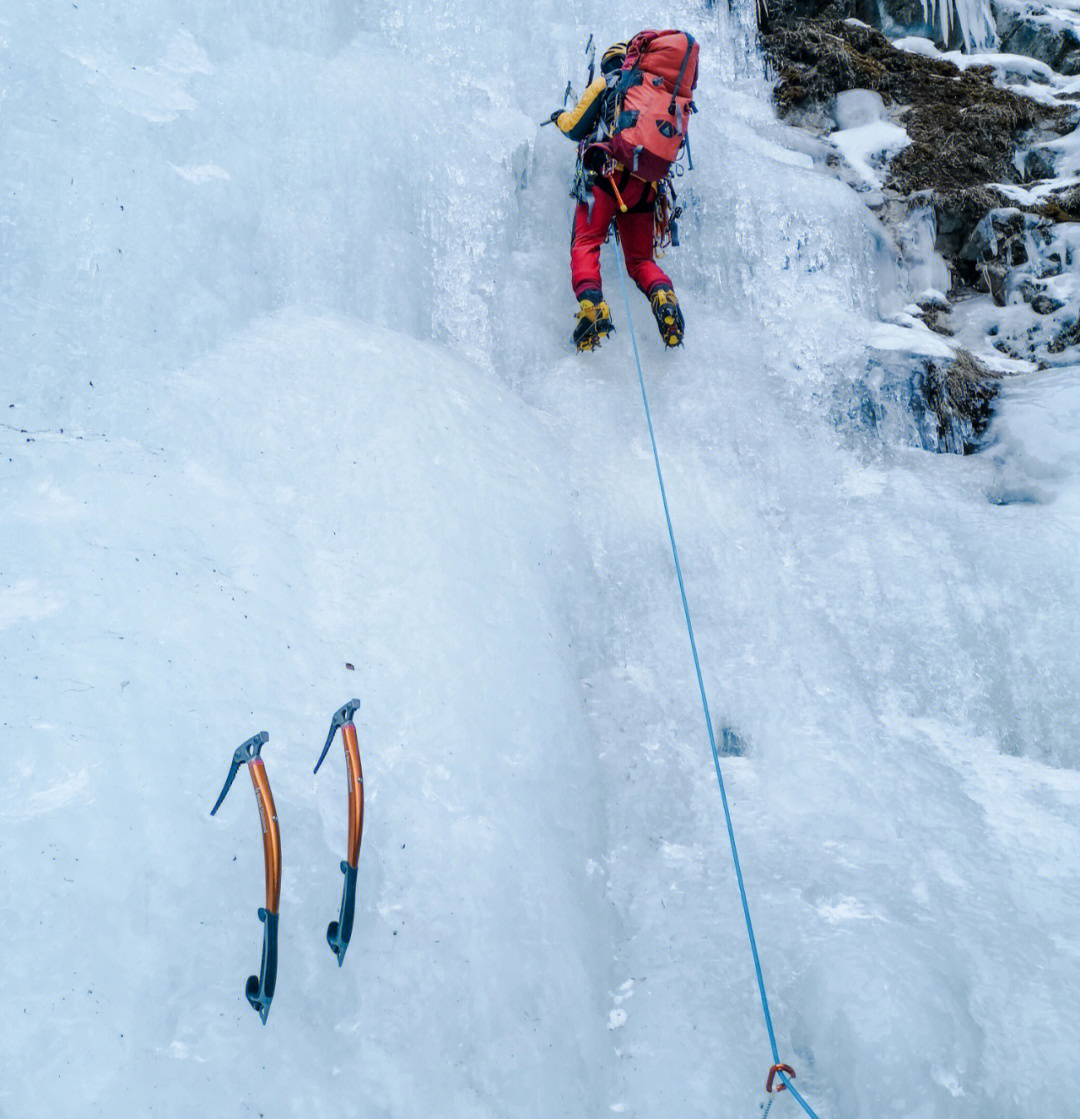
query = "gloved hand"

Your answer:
(549, 110), (563, 124)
